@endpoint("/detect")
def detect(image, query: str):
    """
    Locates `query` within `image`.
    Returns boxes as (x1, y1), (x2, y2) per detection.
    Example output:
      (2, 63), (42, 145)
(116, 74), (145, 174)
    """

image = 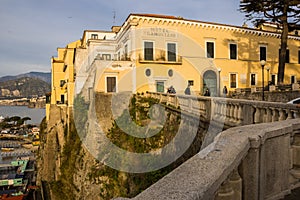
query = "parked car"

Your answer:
(287, 97), (300, 105)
